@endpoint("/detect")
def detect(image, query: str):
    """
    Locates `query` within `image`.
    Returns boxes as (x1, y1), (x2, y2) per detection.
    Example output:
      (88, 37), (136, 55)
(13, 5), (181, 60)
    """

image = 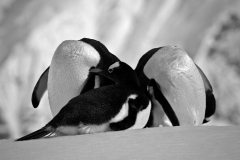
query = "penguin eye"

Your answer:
(108, 68), (113, 73)
(108, 62), (119, 73)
